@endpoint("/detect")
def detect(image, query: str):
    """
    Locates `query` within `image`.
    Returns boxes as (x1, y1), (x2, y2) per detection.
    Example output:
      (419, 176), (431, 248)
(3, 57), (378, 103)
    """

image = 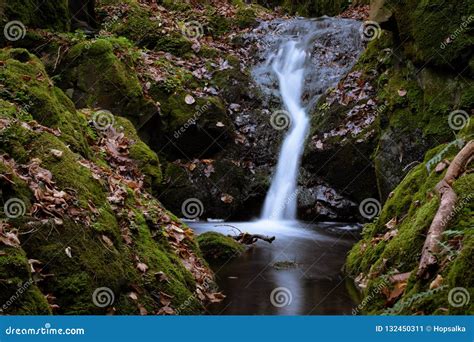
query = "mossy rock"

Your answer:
(1, 0), (70, 32)
(0, 246), (51, 315)
(149, 91), (233, 159)
(383, 0), (473, 68)
(58, 38), (157, 123)
(197, 232), (244, 263)
(159, 159), (248, 219)
(103, 2), (192, 55)
(0, 48), (90, 156)
(115, 116), (162, 190)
